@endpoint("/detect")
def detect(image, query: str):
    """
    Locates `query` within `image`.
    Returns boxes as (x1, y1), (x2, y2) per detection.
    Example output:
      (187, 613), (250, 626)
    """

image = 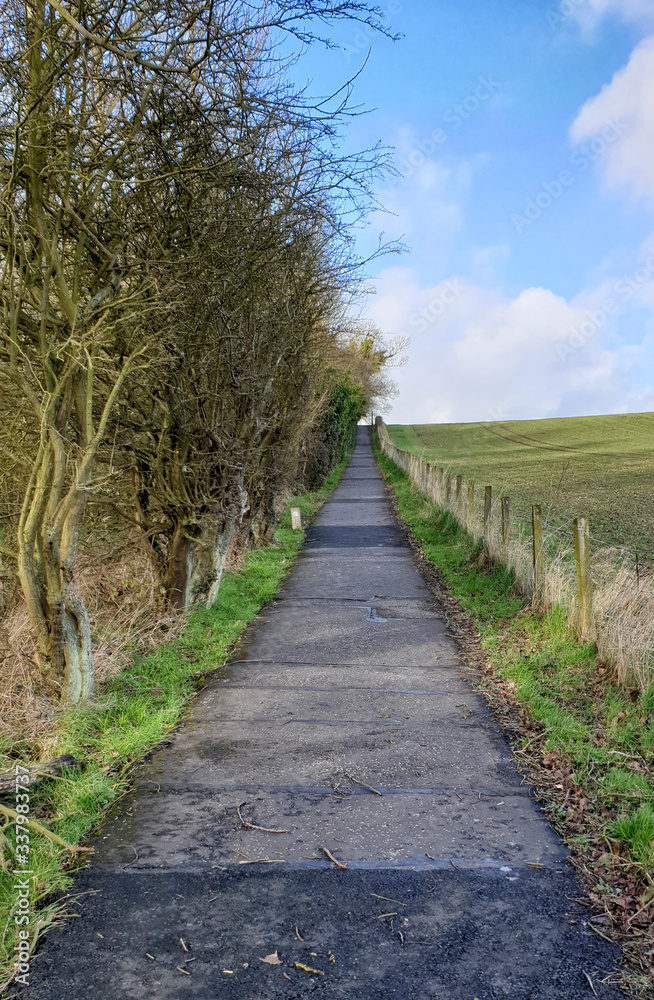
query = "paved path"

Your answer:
(25, 429), (623, 999)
